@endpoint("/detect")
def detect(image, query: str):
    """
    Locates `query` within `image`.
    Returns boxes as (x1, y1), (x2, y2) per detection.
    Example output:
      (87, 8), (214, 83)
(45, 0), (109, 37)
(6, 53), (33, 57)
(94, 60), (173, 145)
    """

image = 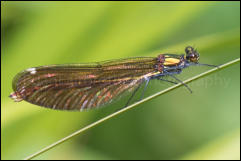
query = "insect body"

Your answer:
(10, 46), (216, 111)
